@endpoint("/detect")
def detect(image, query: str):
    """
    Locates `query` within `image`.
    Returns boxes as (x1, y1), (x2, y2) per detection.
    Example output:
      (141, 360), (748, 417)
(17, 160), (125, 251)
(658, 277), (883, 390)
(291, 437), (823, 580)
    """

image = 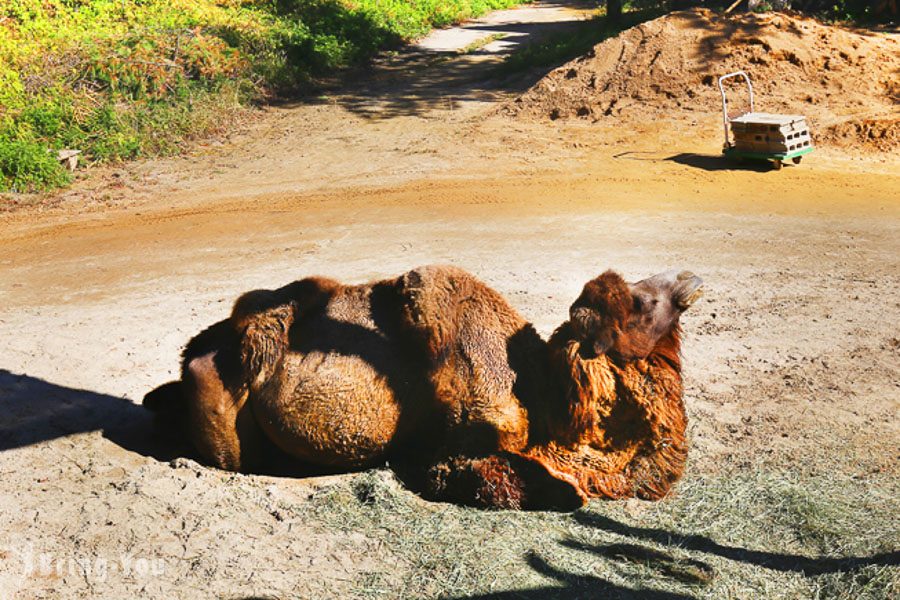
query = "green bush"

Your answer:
(0, 0), (525, 192)
(792, 0), (895, 23)
(0, 138), (71, 192)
